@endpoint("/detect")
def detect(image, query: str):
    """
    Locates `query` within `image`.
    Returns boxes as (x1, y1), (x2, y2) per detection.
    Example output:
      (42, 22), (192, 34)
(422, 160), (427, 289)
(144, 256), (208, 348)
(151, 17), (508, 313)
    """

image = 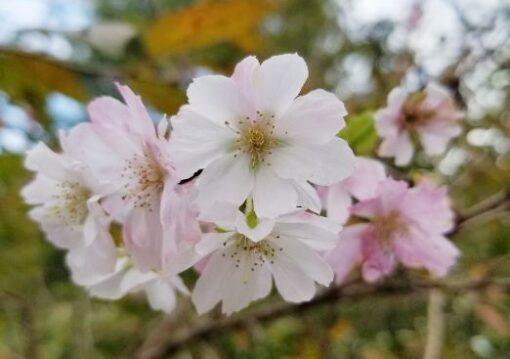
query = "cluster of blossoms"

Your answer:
(22, 54), (461, 315)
